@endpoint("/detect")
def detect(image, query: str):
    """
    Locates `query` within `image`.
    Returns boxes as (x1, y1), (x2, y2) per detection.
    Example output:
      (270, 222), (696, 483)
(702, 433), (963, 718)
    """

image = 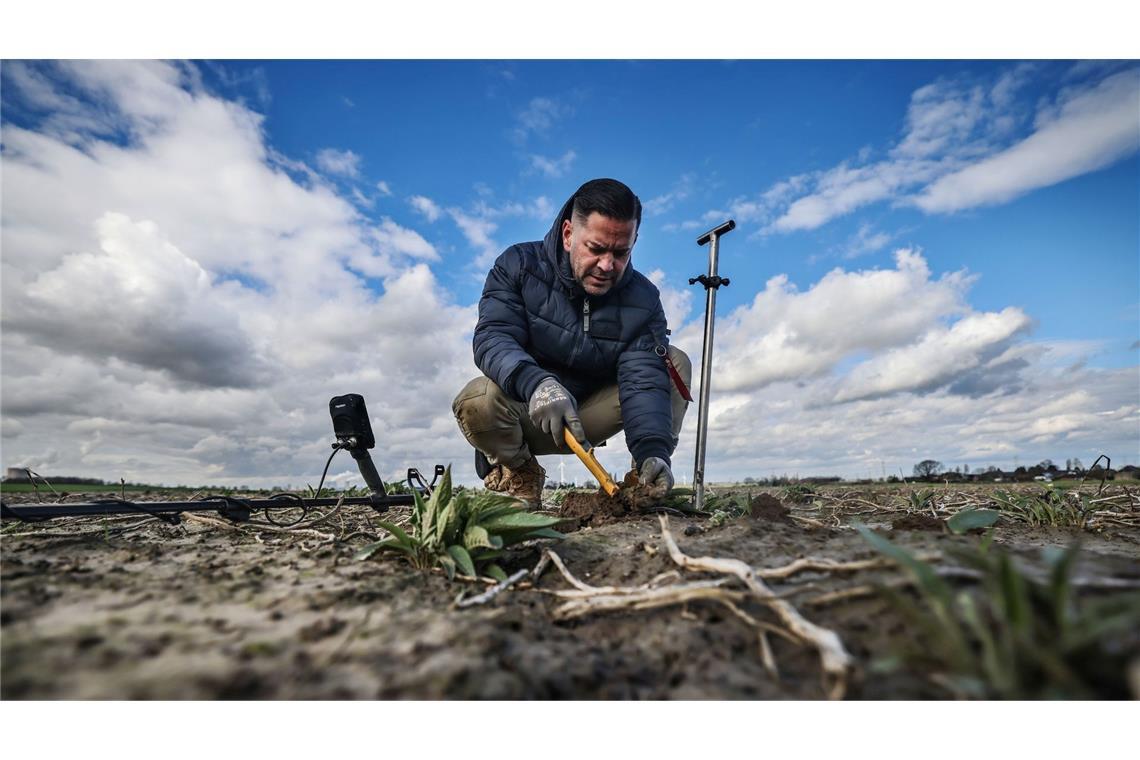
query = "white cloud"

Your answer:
(446, 195), (556, 268)
(409, 194), (443, 222)
(840, 223), (893, 259)
(646, 269), (694, 333)
(913, 69), (1140, 212)
(369, 218), (439, 263)
(376, 180), (393, 196)
(644, 174), (695, 217)
(315, 147), (362, 178)
(0, 61), (480, 488)
(8, 212), (268, 388)
(834, 307), (1033, 402)
(449, 209), (501, 268)
(699, 65), (1140, 234)
(528, 150), (577, 178)
(690, 249), (973, 392)
(891, 79), (987, 159)
(513, 96), (571, 142)
(350, 187), (374, 209)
